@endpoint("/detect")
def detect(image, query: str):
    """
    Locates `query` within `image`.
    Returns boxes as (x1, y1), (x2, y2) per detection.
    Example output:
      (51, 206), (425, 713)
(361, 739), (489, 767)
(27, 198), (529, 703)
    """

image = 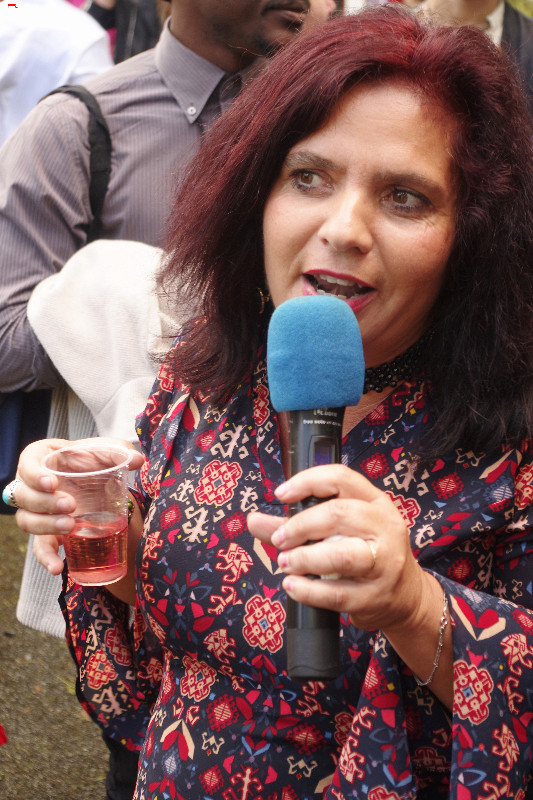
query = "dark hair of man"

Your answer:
(160, 5), (533, 460)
